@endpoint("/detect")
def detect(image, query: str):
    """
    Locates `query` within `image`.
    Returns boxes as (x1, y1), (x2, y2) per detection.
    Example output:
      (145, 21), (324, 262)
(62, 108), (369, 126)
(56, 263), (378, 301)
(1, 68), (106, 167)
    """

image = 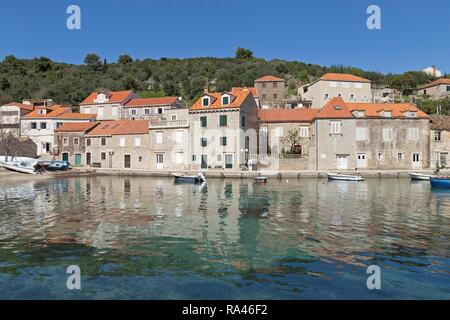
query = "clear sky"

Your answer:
(0, 0), (449, 74)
